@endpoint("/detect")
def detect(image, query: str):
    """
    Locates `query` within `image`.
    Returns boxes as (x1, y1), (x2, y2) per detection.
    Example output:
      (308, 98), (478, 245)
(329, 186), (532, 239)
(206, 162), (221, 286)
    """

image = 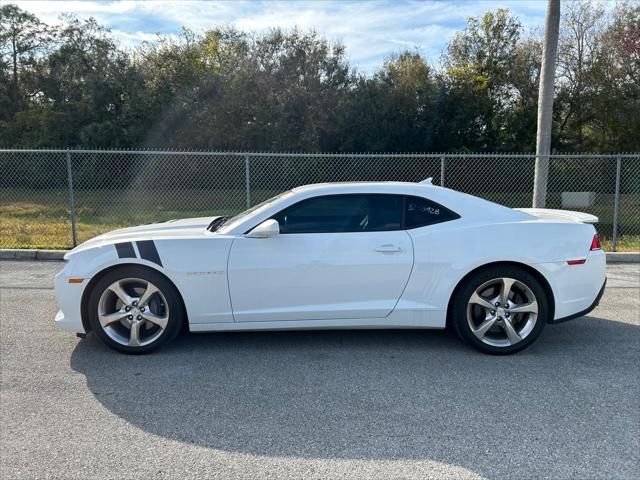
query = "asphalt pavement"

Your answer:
(1, 260), (638, 480)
